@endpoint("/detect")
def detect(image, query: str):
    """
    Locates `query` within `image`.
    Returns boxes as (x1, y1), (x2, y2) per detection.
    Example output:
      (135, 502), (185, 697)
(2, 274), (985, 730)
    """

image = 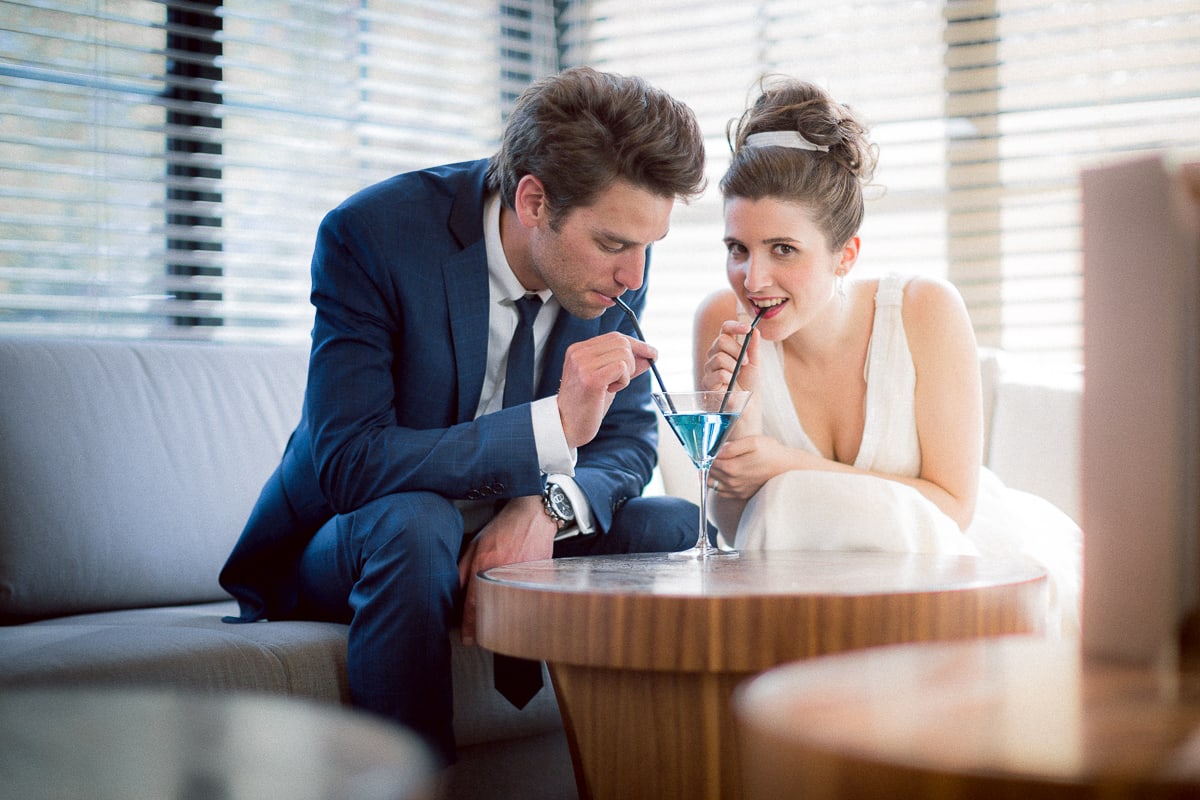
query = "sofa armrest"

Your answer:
(986, 366), (1083, 524)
